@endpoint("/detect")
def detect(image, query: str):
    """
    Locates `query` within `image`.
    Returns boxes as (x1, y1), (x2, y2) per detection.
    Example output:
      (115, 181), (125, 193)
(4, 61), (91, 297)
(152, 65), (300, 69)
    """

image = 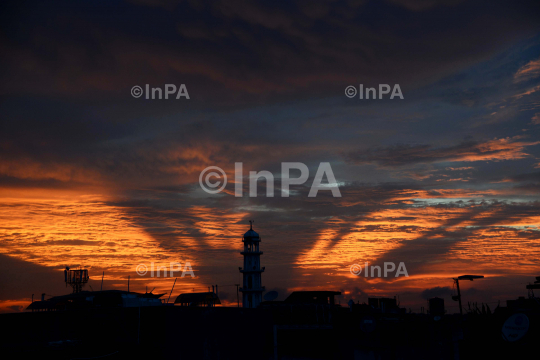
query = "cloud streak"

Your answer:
(344, 136), (540, 167)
